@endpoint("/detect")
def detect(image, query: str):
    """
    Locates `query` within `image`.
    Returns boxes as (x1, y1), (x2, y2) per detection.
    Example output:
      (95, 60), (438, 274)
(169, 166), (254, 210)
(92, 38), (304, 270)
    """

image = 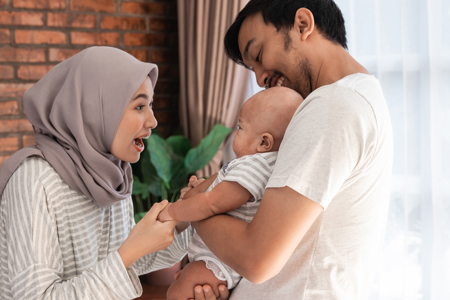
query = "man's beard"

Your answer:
(293, 57), (313, 99)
